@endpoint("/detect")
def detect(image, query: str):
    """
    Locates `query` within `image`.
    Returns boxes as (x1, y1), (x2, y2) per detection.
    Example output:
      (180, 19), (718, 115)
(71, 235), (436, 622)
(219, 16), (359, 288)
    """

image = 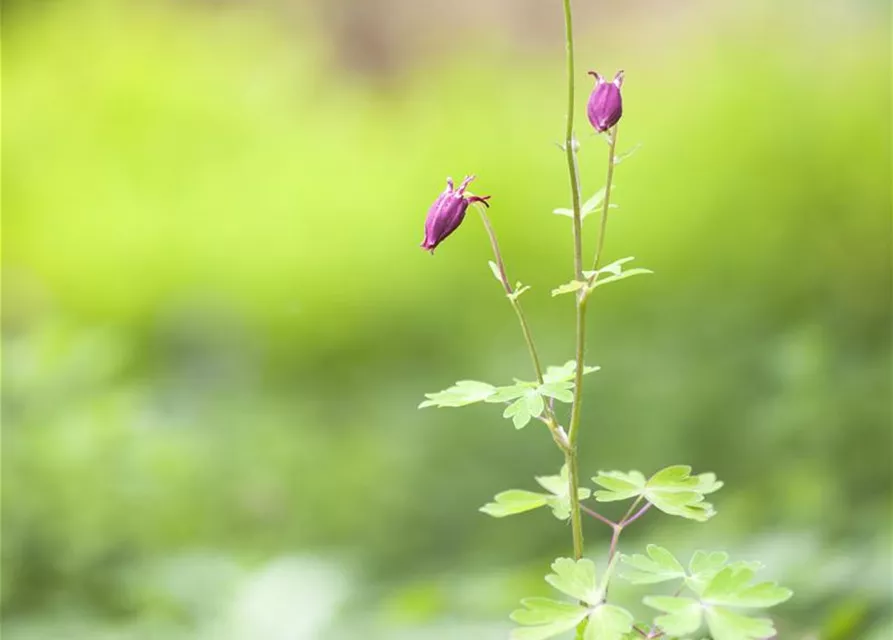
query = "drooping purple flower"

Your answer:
(586, 70), (624, 133)
(420, 175), (491, 253)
